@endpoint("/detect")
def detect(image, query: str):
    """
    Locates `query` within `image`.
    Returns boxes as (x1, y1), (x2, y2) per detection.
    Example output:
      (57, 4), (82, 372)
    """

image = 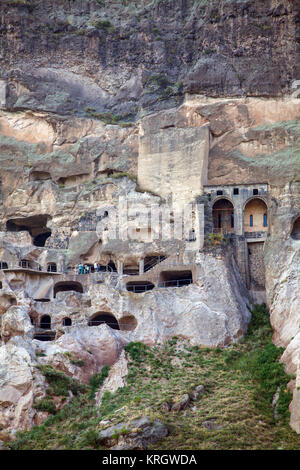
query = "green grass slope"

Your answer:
(6, 304), (300, 450)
